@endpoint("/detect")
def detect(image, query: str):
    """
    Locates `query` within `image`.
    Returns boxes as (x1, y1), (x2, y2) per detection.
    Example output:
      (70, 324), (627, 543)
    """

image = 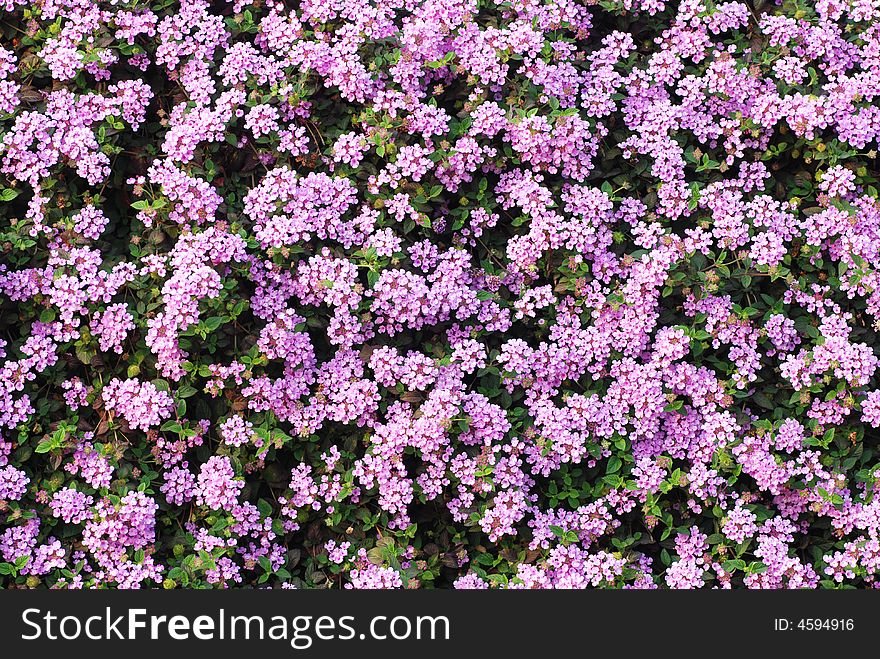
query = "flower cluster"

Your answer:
(2, 0), (880, 590)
